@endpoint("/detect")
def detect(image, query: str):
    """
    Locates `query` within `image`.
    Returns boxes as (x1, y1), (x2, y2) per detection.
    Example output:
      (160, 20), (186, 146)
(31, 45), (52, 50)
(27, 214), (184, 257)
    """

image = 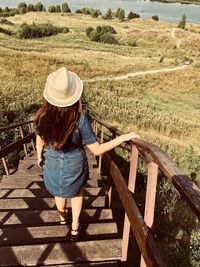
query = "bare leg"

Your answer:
(55, 196), (67, 222)
(71, 187), (84, 231)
